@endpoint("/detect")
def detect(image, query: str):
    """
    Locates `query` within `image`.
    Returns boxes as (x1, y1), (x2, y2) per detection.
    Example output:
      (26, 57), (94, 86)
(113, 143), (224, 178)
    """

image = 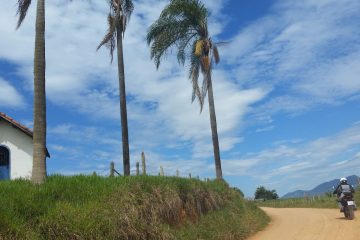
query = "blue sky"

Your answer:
(0, 0), (360, 197)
